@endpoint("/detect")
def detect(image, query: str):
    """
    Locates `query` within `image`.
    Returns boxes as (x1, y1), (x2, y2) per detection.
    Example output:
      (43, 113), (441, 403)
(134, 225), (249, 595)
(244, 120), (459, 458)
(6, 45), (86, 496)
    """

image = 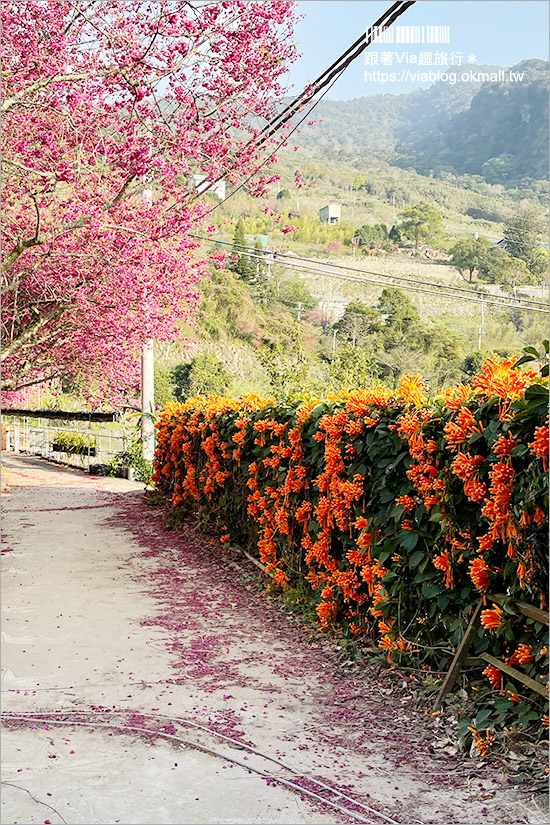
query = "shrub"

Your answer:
(153, 356), (549, 738)
(106, 436), (152, 483)
(52, 430), (97, 453)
